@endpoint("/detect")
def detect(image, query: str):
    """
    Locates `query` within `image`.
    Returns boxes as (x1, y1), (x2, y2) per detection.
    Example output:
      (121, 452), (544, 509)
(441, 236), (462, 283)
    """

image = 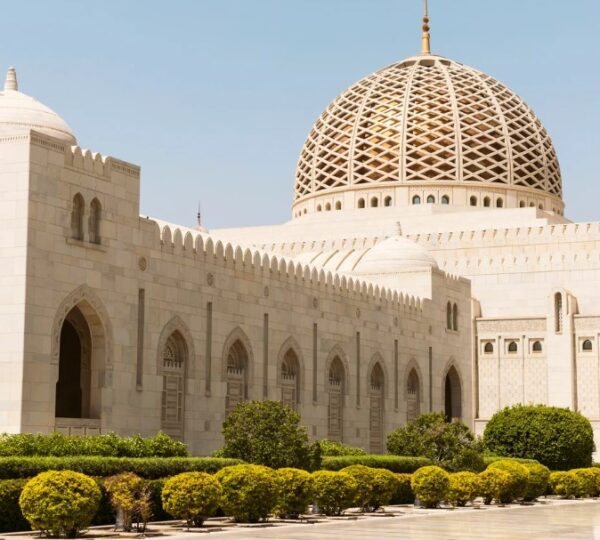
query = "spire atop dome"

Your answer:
(421, 0), (431, 54)
(4, 67), (18, 91)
